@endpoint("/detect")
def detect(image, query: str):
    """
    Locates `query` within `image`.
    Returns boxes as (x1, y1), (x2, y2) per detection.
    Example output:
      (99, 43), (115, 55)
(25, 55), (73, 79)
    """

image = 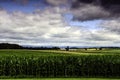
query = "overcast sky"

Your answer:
(0, 0), (120, 47)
